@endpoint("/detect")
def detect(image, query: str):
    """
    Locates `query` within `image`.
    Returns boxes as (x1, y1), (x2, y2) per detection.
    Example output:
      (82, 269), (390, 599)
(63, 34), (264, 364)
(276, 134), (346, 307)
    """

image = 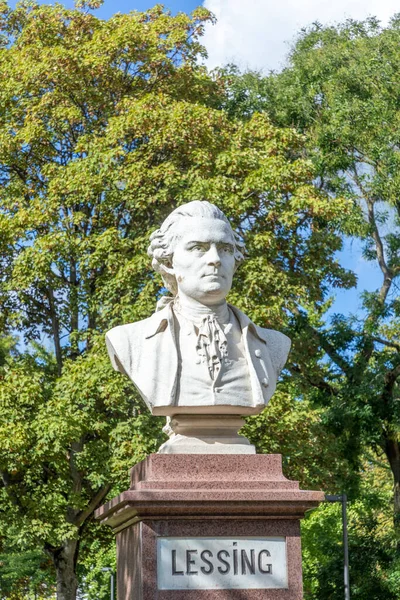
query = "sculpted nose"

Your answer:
(207, 246), (221, 266)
